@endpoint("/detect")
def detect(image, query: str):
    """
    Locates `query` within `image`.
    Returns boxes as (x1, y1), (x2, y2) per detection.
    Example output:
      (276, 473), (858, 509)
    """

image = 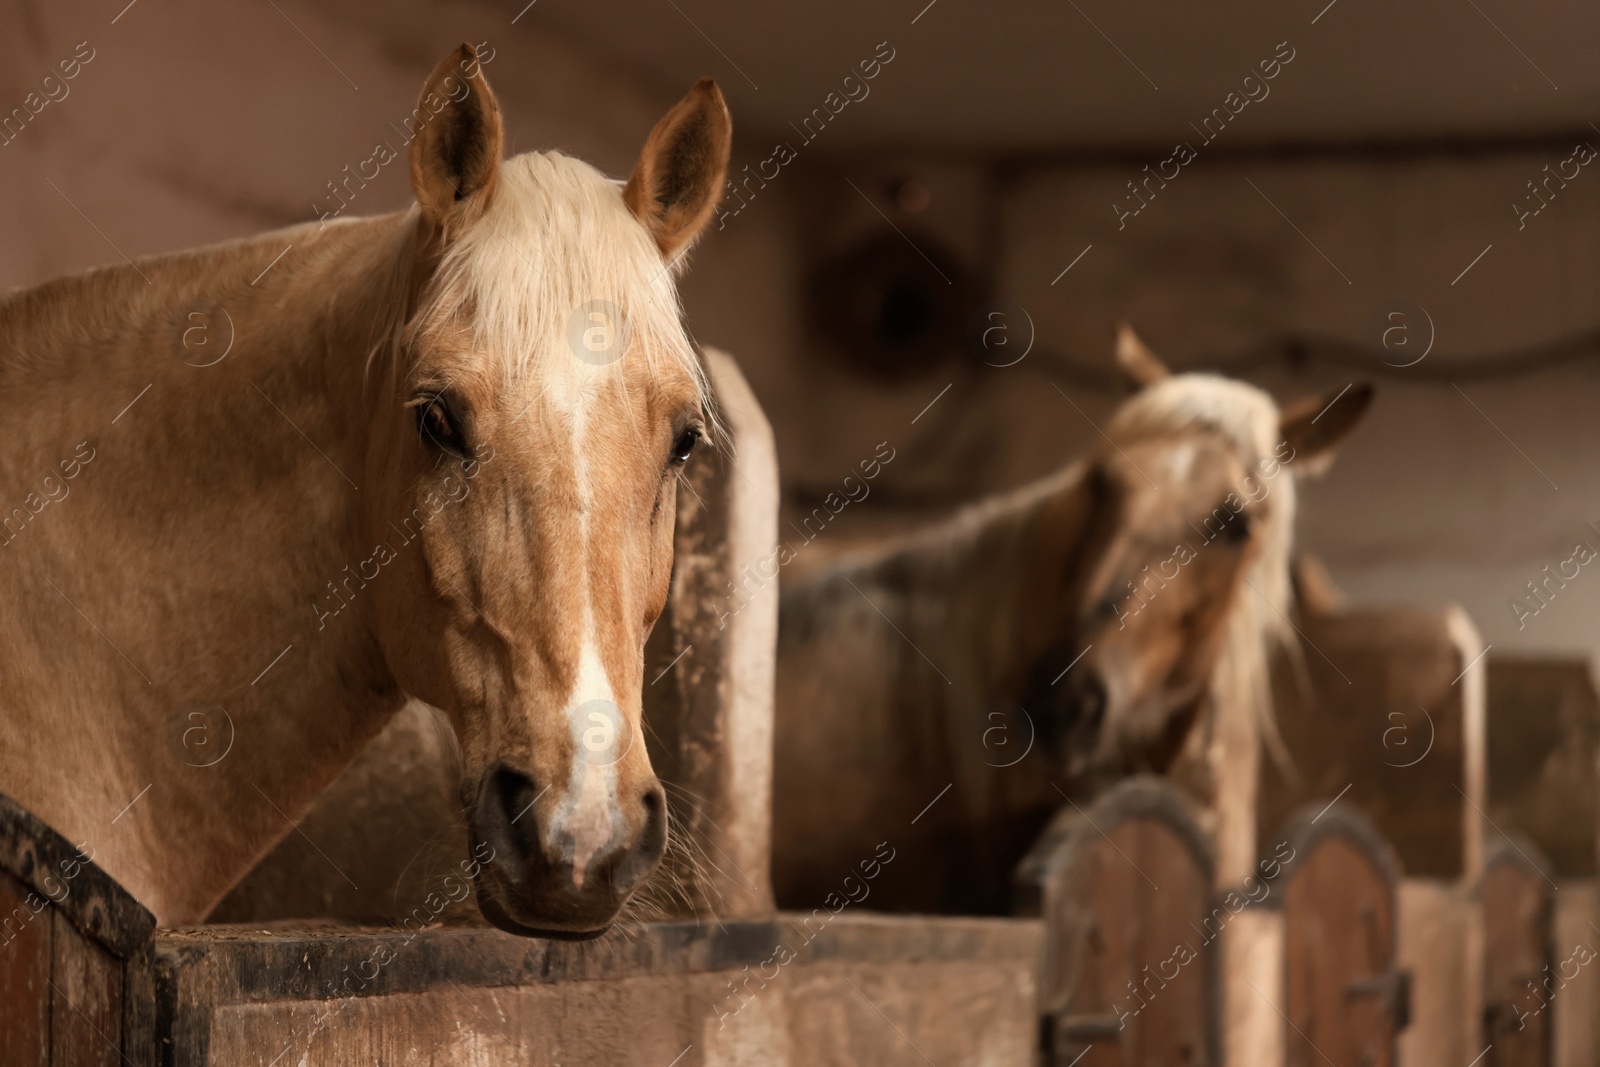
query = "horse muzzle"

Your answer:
(466, 761), (667, 937)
